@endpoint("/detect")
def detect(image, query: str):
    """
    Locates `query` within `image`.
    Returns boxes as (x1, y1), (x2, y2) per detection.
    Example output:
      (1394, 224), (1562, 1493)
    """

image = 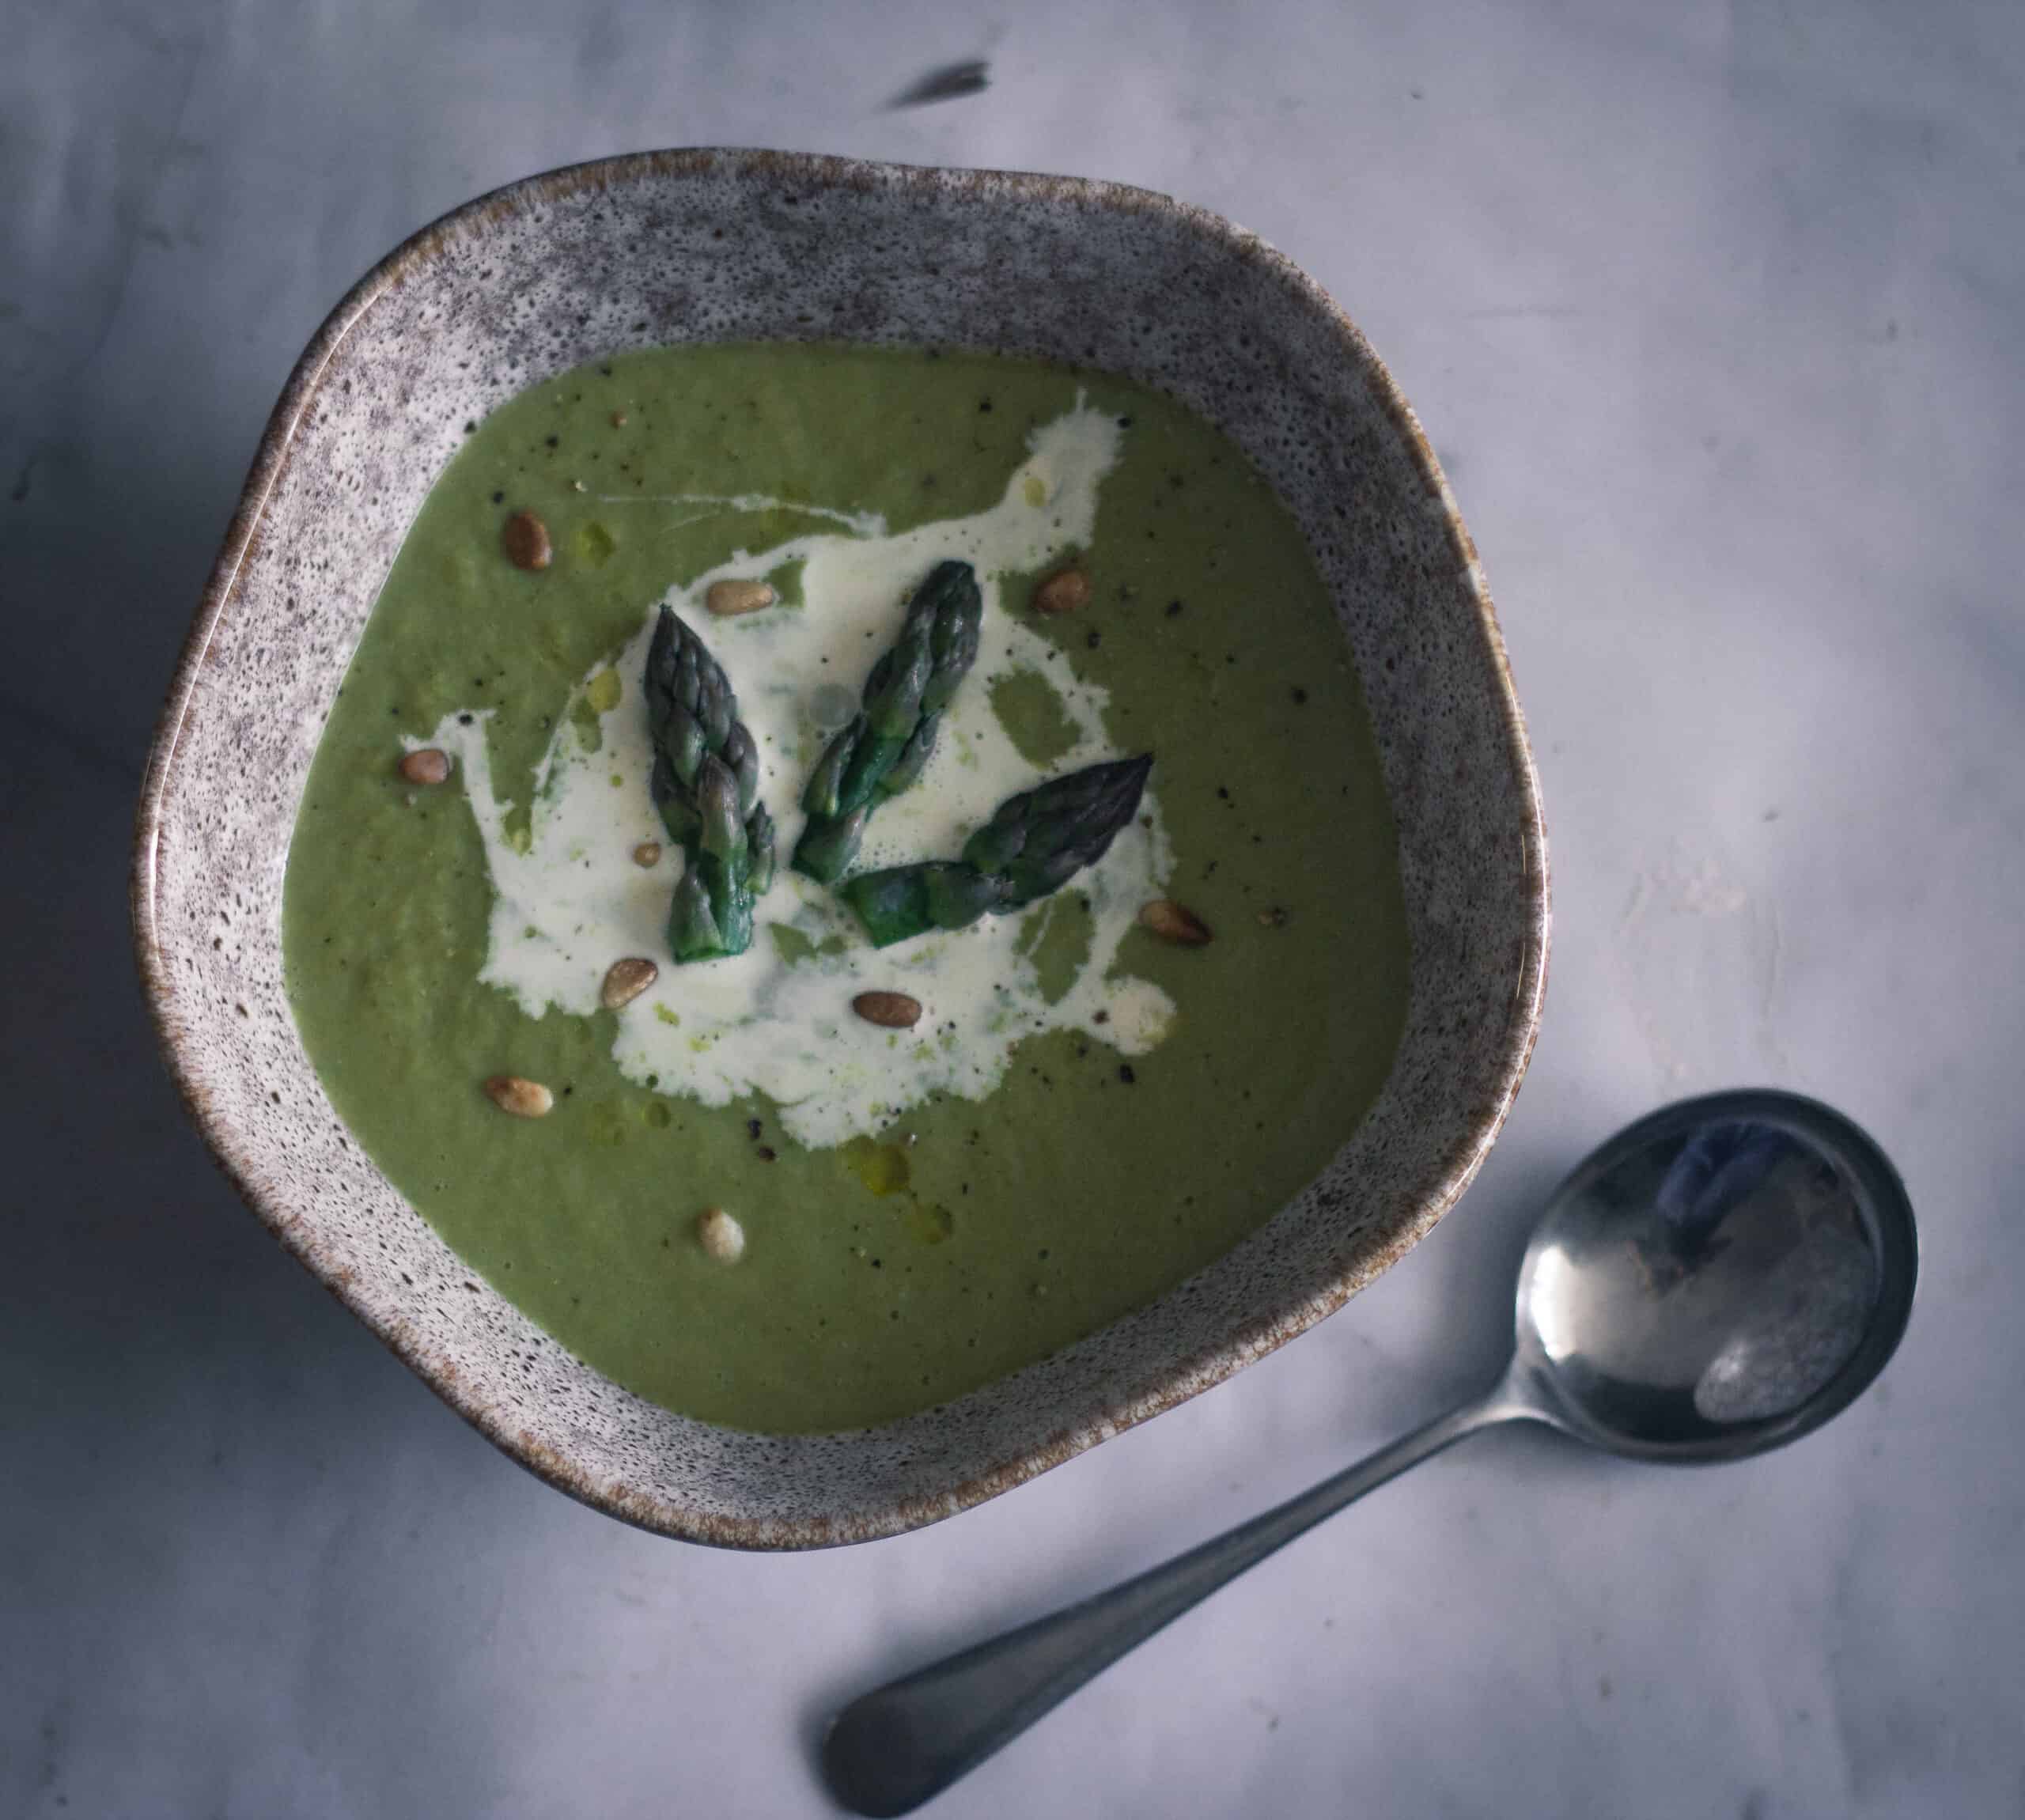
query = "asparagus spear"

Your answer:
(840, 754), (1153, 948)
(643, 607), (775, 962)
(792, 559), (982, 883)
